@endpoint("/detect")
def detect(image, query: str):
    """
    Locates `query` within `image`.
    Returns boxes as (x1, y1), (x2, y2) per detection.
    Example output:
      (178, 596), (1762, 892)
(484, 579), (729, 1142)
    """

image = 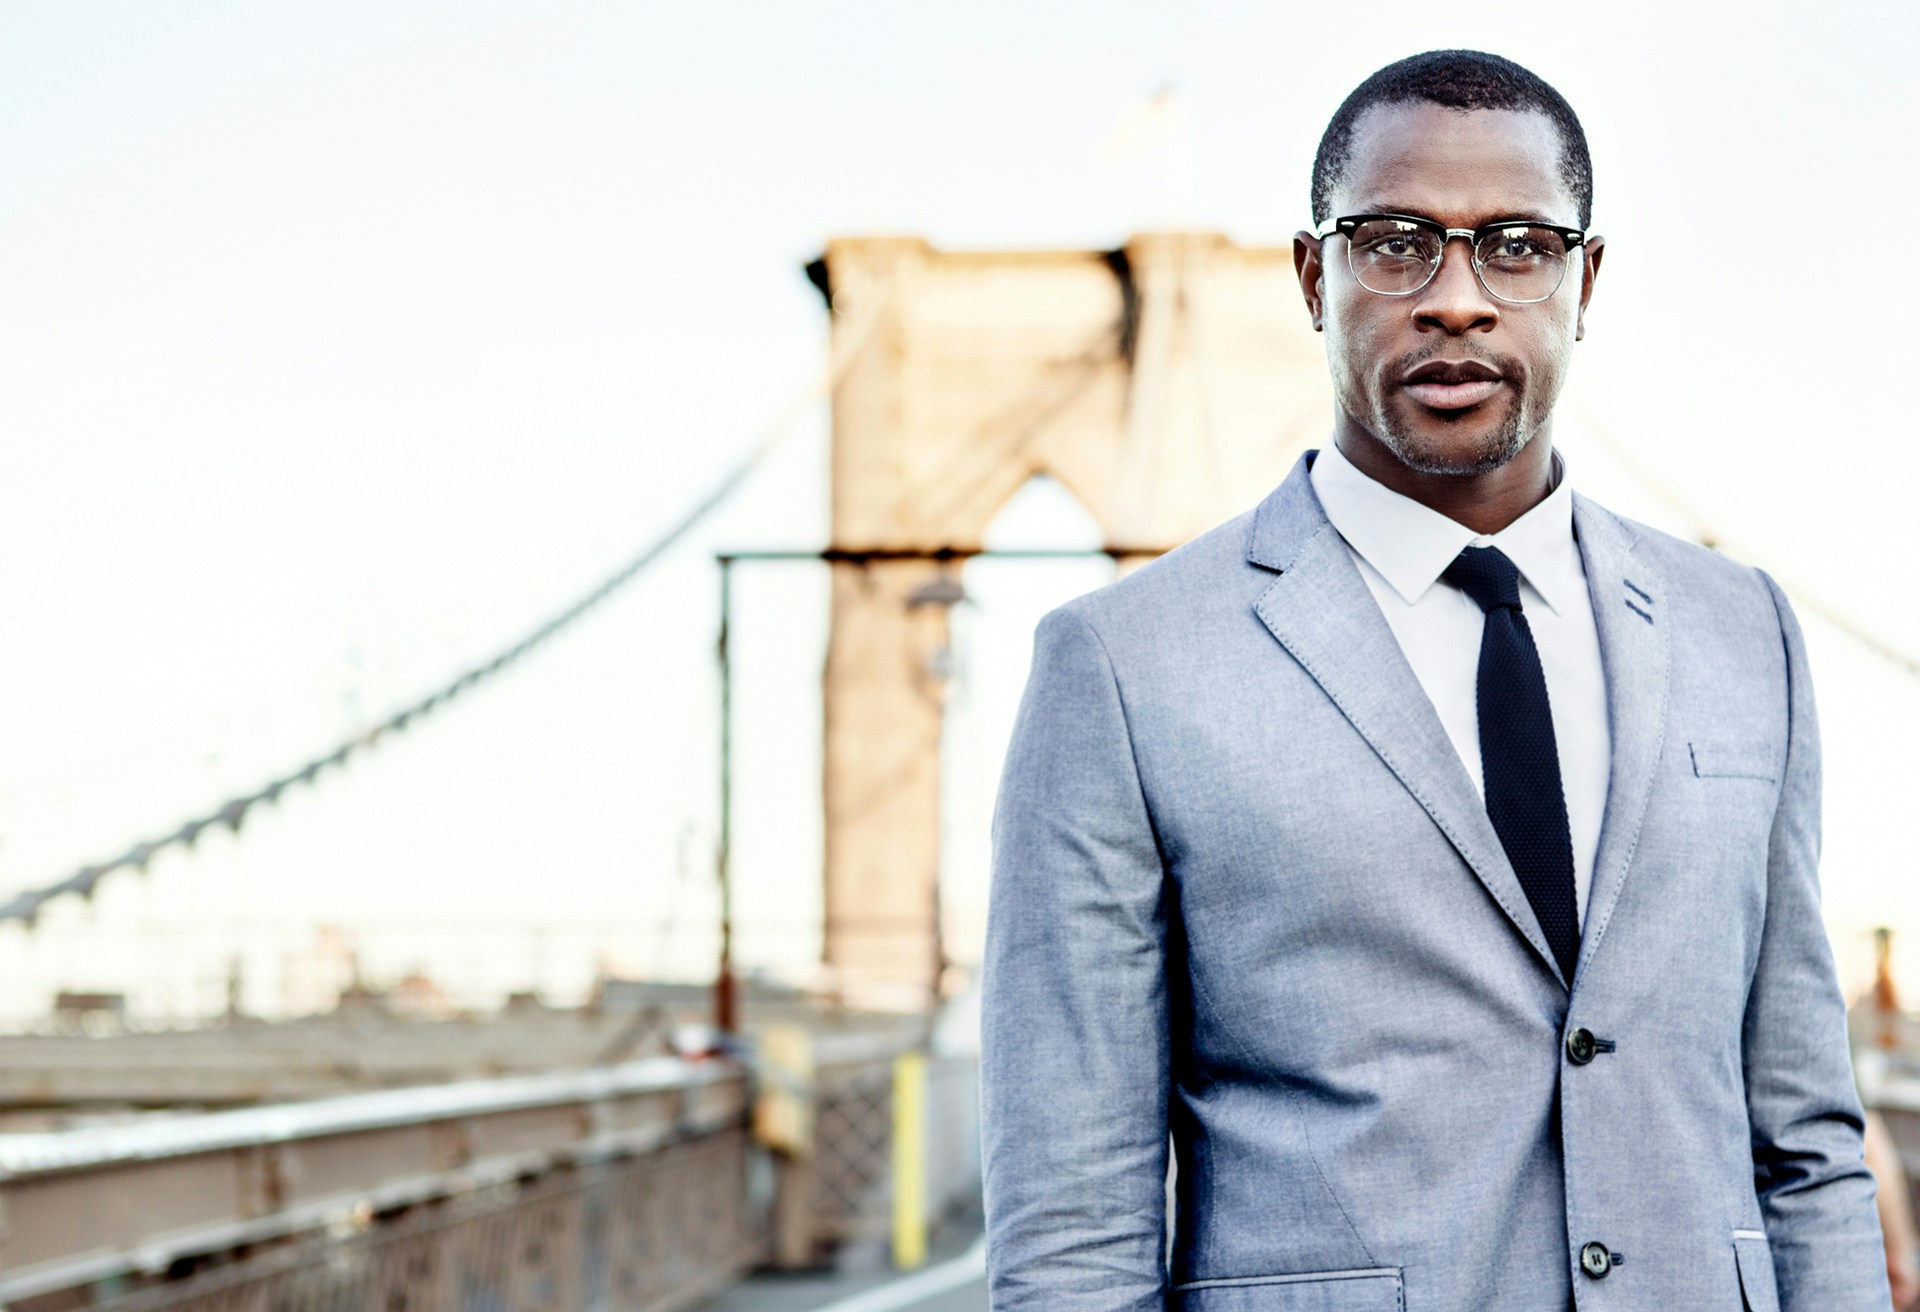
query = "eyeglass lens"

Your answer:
(1347, 218), (1572, 303)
